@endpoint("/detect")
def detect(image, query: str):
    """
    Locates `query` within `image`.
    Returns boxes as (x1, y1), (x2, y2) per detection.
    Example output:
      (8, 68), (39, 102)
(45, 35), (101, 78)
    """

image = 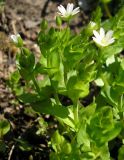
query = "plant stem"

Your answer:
(73, 101), (79, 126)
(104, 3), (112, 18)
(96, 48), (103, 73)
(49, 78), (61, 106)
(67, 19), (70, 27)
(64, 69), (67, 85)
(32, 75), (41, 96)
(54, 92), (61, 106)
(118, 95), (124, 119)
